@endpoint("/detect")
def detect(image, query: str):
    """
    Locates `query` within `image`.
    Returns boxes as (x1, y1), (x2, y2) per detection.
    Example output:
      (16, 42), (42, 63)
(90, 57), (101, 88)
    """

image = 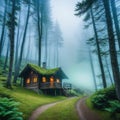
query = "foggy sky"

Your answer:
(51, 0), (96, 90)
